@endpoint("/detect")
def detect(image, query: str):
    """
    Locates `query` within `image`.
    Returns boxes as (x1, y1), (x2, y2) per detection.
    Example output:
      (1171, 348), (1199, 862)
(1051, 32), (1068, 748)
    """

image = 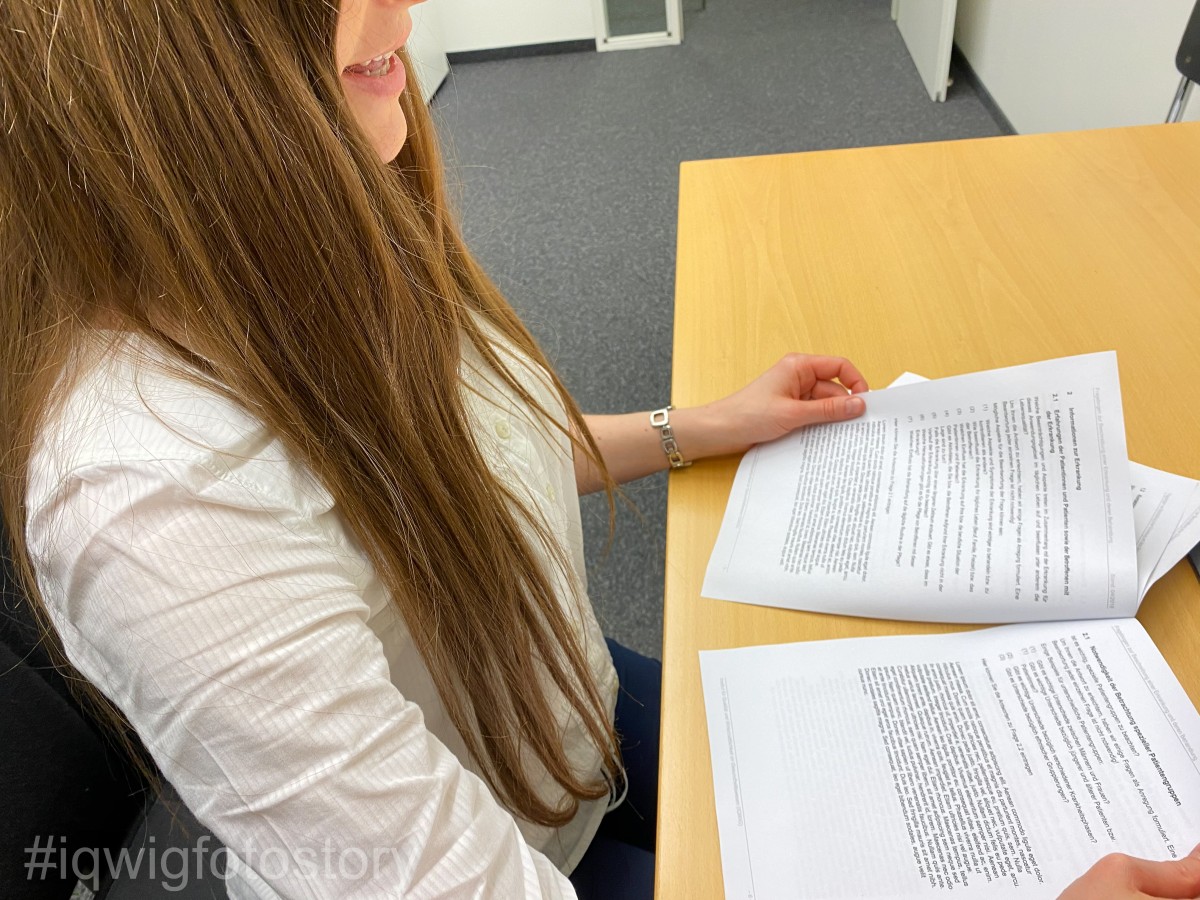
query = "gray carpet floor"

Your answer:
(431, 0), (1007, 659)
